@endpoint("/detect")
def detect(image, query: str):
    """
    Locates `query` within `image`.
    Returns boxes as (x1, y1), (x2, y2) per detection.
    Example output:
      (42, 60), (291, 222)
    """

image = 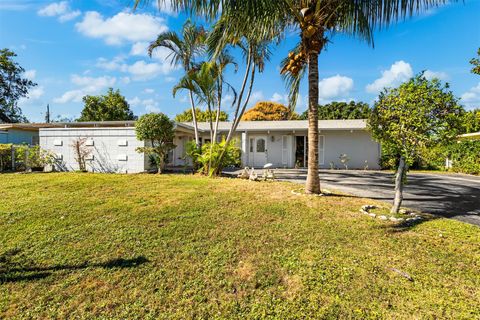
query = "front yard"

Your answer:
(1, 174), (479, 319)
